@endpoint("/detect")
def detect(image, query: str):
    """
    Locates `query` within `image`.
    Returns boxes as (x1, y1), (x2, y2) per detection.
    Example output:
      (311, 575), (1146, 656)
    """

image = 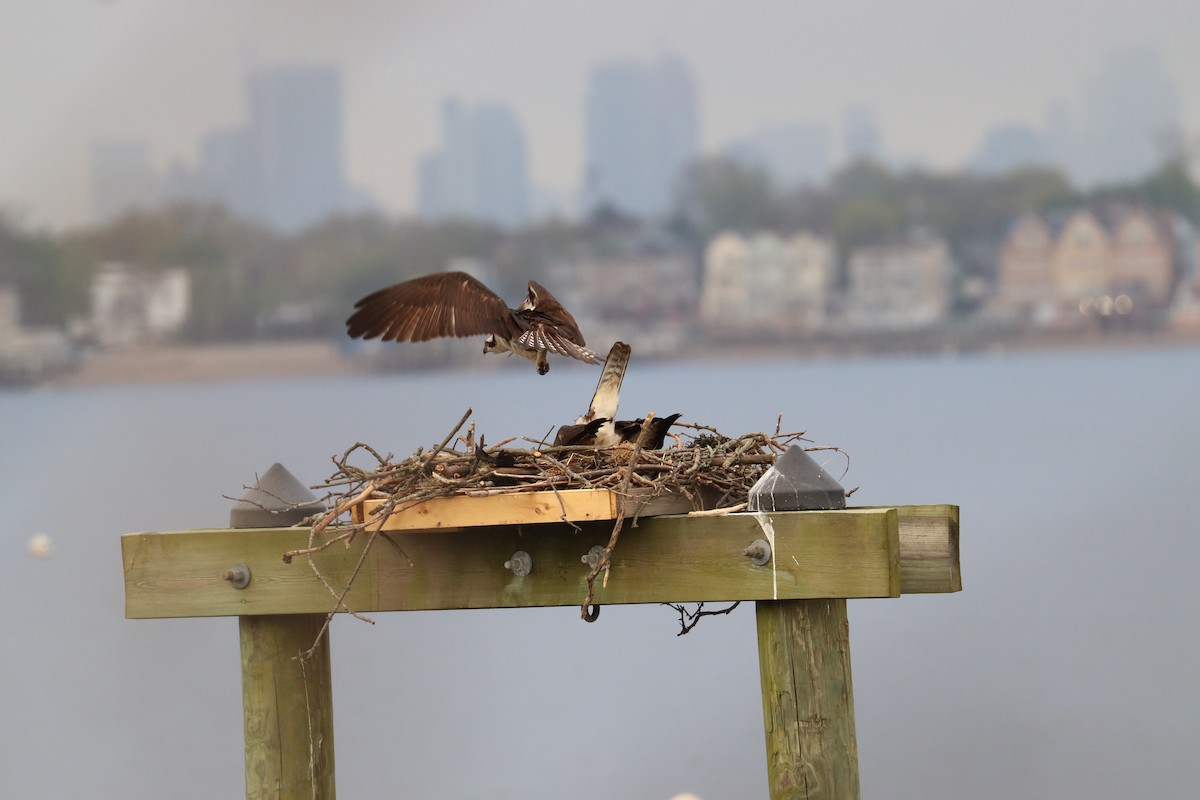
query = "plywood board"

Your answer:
(353, 487), (698, 531)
